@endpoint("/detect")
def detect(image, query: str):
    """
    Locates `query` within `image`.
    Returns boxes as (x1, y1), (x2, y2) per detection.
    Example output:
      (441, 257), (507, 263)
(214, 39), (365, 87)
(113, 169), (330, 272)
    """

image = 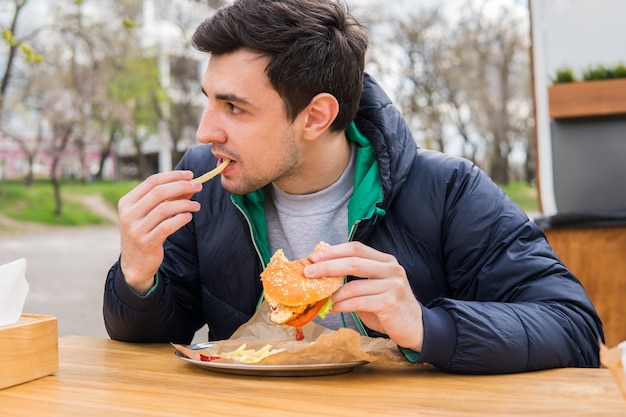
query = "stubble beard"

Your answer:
(222, 130), (300, 196)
